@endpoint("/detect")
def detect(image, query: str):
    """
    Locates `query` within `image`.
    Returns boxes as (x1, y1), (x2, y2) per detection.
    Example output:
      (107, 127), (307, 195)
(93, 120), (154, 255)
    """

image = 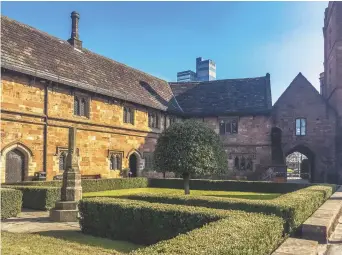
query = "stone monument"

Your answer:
(50, 127), (82, 222)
